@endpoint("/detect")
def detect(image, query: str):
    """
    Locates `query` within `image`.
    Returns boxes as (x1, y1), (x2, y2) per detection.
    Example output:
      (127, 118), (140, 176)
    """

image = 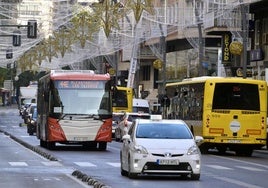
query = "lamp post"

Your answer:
(241, 2), (248, 78)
